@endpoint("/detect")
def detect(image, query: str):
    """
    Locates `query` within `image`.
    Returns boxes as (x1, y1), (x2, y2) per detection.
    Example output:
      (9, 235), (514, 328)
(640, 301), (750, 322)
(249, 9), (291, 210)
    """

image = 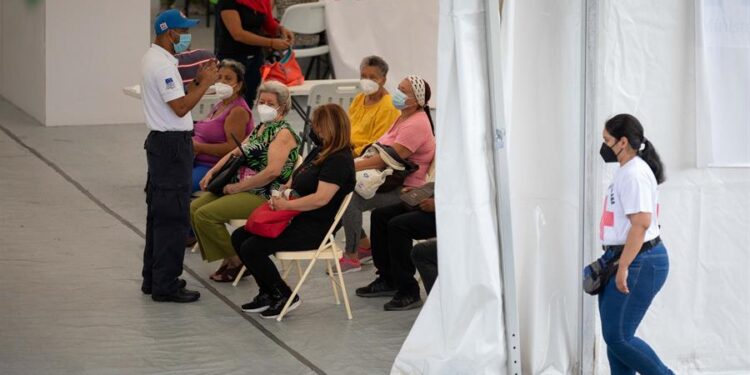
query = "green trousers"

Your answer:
(190, 192), (265, 263)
